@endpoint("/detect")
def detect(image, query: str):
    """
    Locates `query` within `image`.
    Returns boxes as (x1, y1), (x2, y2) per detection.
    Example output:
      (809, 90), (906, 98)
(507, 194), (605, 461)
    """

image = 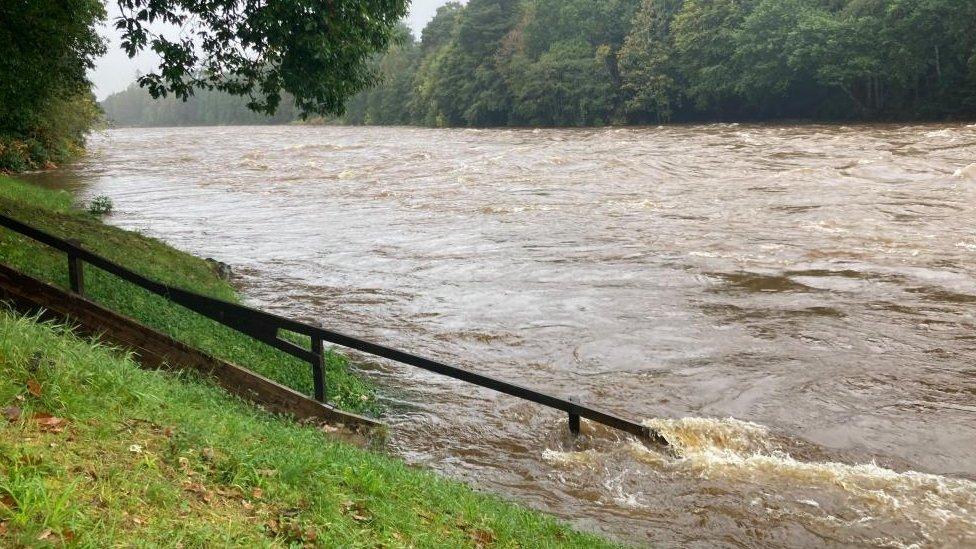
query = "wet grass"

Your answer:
(0, 310), (614, 547)
(0, 175), (374, 413)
